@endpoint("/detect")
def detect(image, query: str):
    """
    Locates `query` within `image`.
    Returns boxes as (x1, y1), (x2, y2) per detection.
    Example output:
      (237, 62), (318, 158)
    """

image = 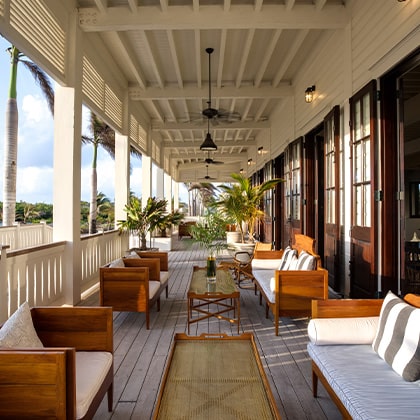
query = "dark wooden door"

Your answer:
(323, 106), (340, 291)
(274, 154), (284, 250)
(349, 81), (378, 298)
